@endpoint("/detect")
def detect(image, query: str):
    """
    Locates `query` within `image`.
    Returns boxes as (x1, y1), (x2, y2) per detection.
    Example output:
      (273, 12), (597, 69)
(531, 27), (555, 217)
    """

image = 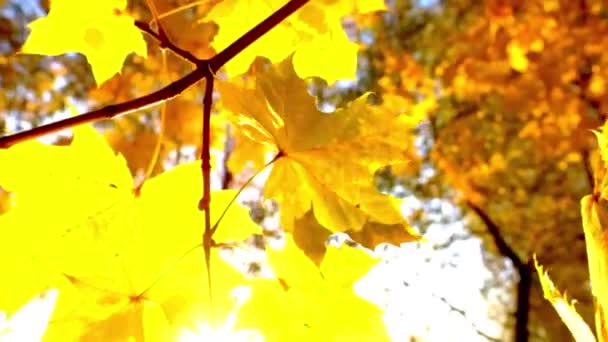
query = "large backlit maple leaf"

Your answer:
(205, 0), (385, 82)
(0, 126), (259, 340)
(217, 56), (421, 249)
(236, 233), (390, 341)
(21, 0), (147, 85)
